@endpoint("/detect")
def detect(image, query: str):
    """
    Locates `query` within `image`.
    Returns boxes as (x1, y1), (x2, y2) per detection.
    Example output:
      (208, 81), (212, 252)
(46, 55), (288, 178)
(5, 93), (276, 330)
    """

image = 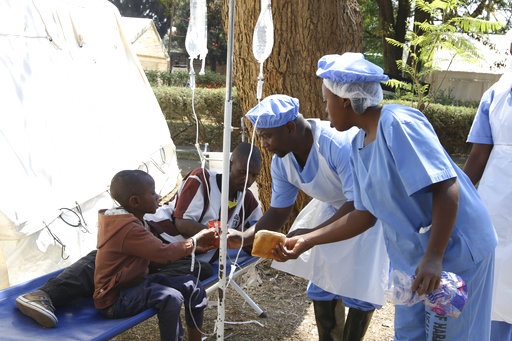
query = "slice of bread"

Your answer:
(251, 230), (286, 260)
